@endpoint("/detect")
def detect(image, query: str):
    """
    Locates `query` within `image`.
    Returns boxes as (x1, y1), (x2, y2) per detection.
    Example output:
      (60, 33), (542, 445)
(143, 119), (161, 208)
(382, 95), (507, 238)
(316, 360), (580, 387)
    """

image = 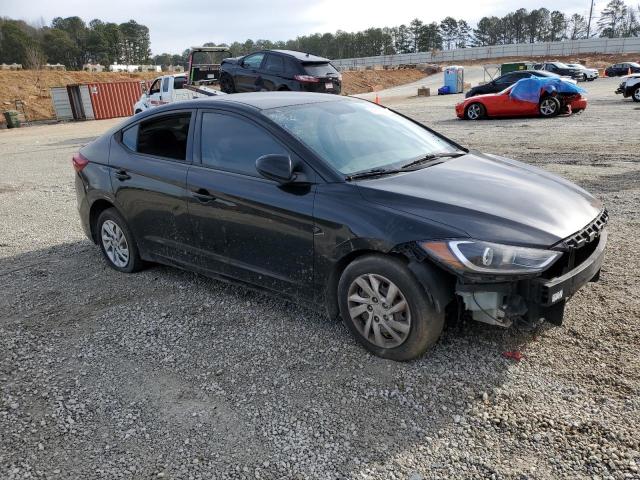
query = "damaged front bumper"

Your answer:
(456, 228), (607, 327)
